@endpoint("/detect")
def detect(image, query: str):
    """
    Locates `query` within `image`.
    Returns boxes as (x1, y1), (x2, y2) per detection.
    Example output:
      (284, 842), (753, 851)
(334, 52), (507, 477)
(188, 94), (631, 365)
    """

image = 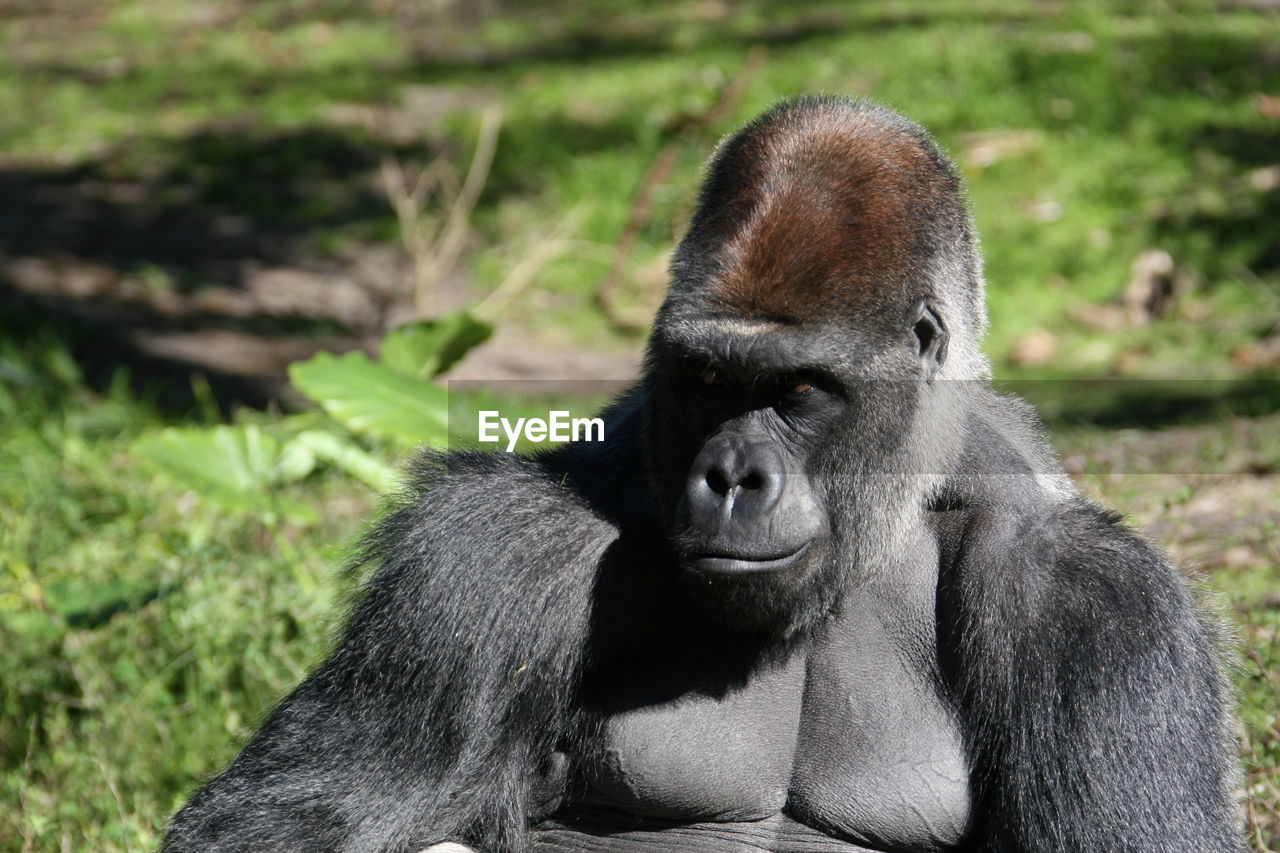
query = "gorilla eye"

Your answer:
(914, 316), (937, 354)
(912, 303), (948, 375)
(778, 375), (821, 405)
(700, 367), (720, 385)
